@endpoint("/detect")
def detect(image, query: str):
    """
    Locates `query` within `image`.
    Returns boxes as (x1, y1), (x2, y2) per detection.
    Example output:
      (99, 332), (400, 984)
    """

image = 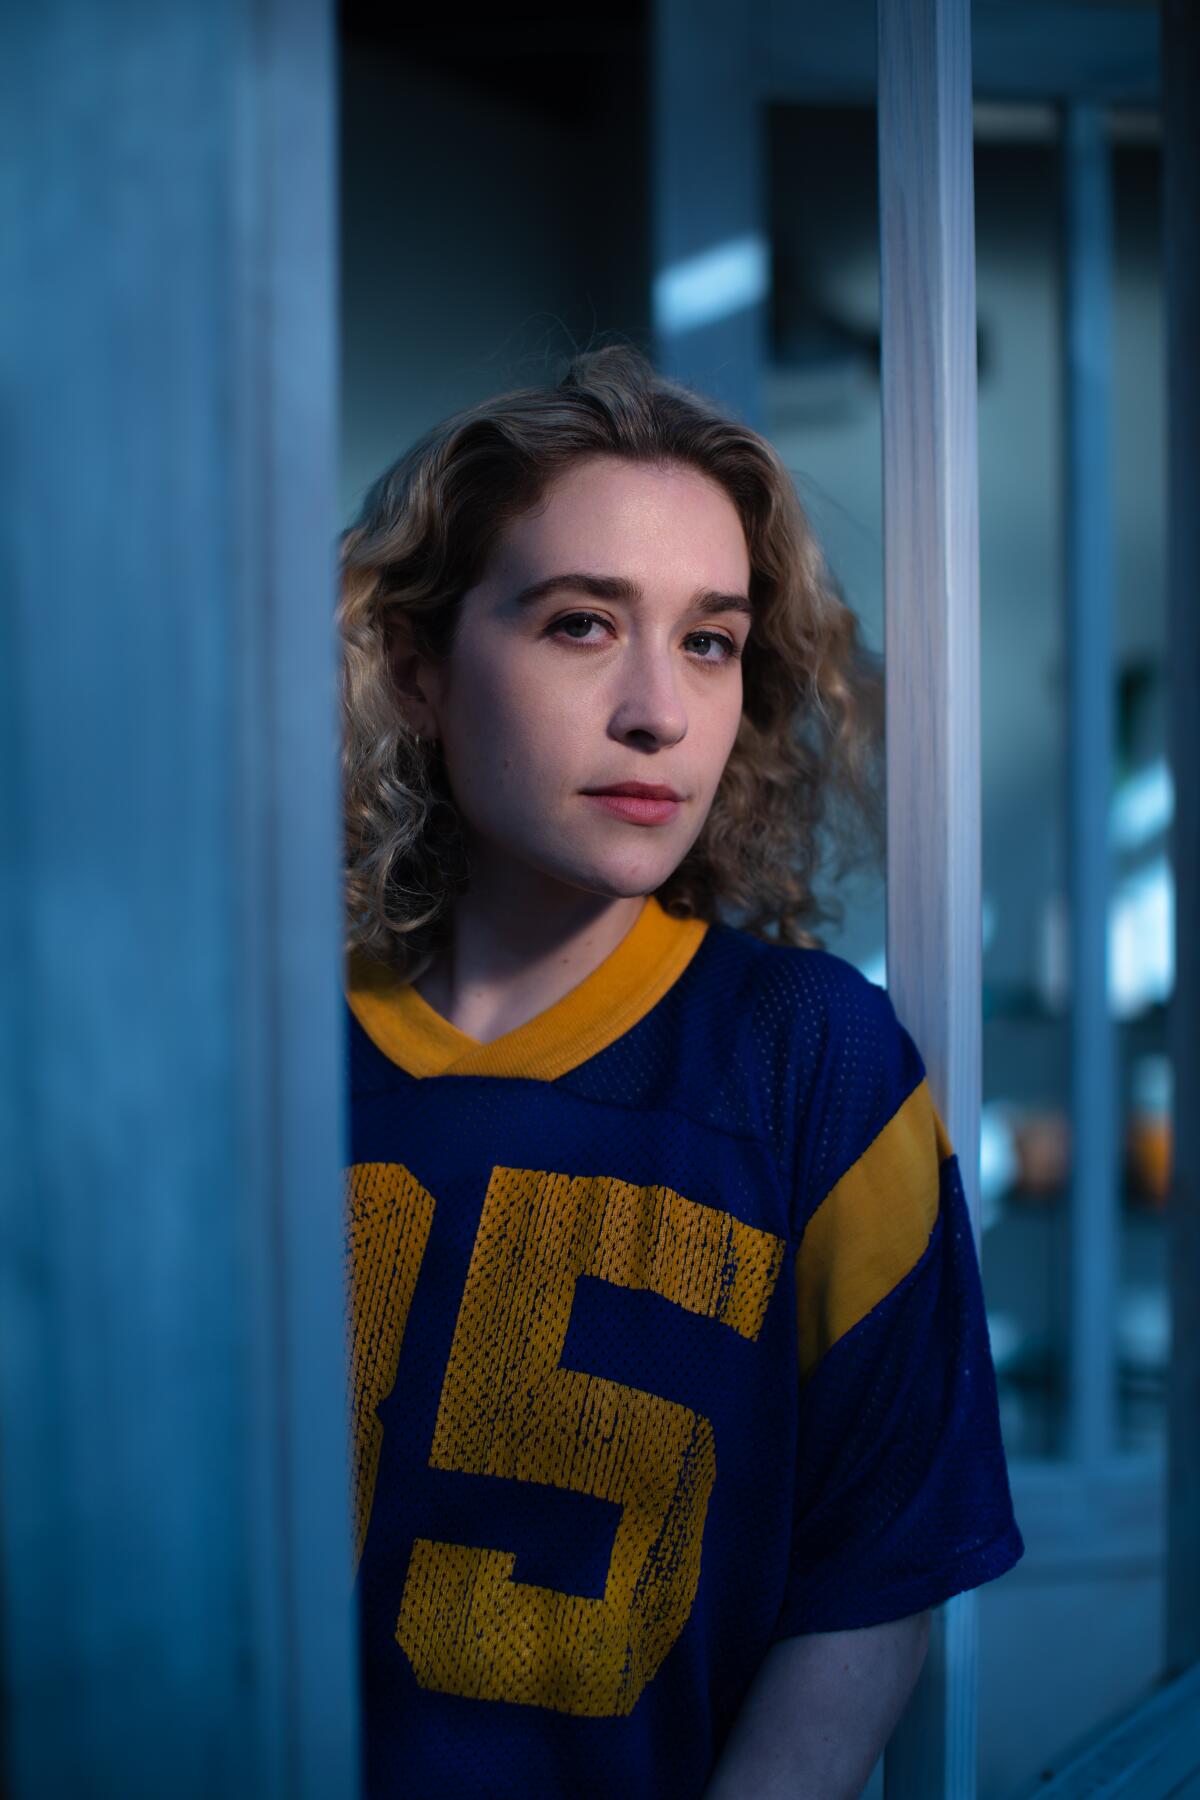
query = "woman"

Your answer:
(337, 343), (1023, 1798)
